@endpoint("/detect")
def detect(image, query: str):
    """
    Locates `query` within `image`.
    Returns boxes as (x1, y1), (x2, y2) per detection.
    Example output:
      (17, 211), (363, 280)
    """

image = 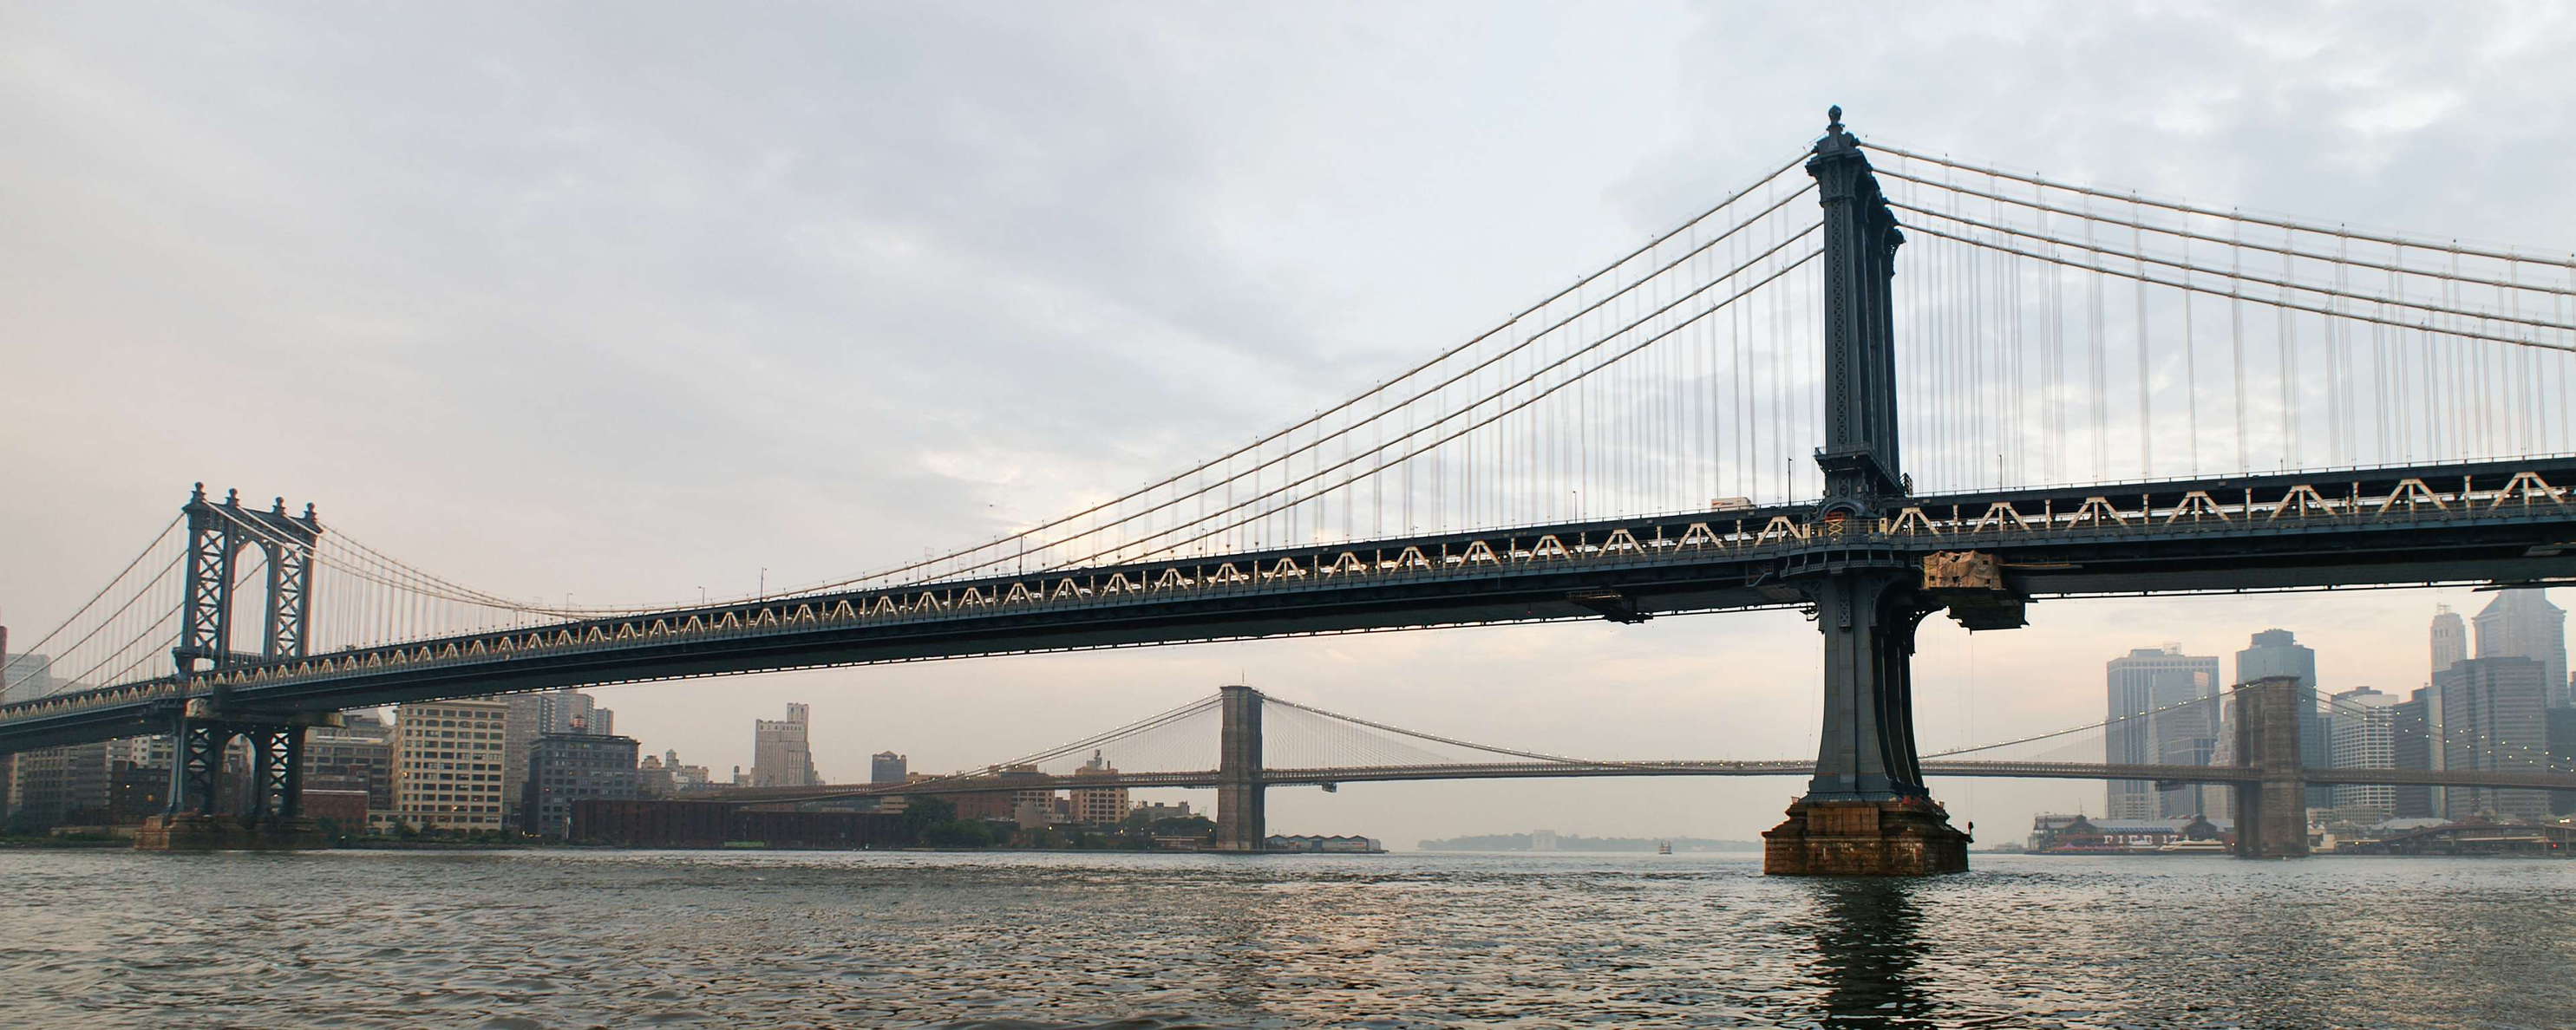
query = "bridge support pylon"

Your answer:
(2230, 675), (2311, 859)
(135, 703), (337, 851)
(1761, 107), (1969, 877)
(1213, 684), (1266, 852)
